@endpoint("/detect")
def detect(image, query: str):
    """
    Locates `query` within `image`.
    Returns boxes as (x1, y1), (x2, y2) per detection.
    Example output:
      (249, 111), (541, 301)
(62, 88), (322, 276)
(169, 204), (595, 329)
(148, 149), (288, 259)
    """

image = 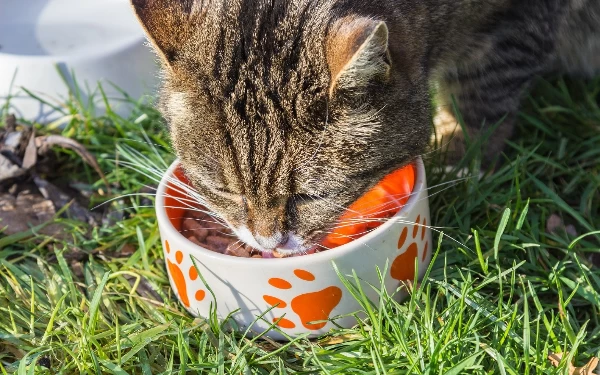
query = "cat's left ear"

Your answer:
(130, 0), (198, 70)
(326, 17), (392, 96)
